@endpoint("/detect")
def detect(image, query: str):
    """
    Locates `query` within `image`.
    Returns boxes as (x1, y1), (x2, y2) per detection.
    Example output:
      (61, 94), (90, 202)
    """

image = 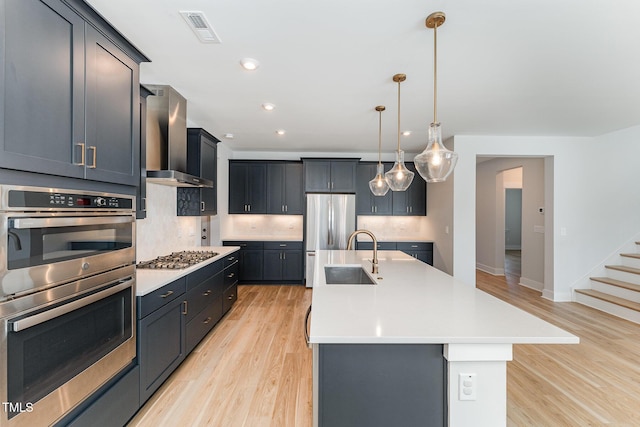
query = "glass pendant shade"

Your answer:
(385, 149), (414, 191)
(414, 122), (458, 183)
(369, 163), (390, 196)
